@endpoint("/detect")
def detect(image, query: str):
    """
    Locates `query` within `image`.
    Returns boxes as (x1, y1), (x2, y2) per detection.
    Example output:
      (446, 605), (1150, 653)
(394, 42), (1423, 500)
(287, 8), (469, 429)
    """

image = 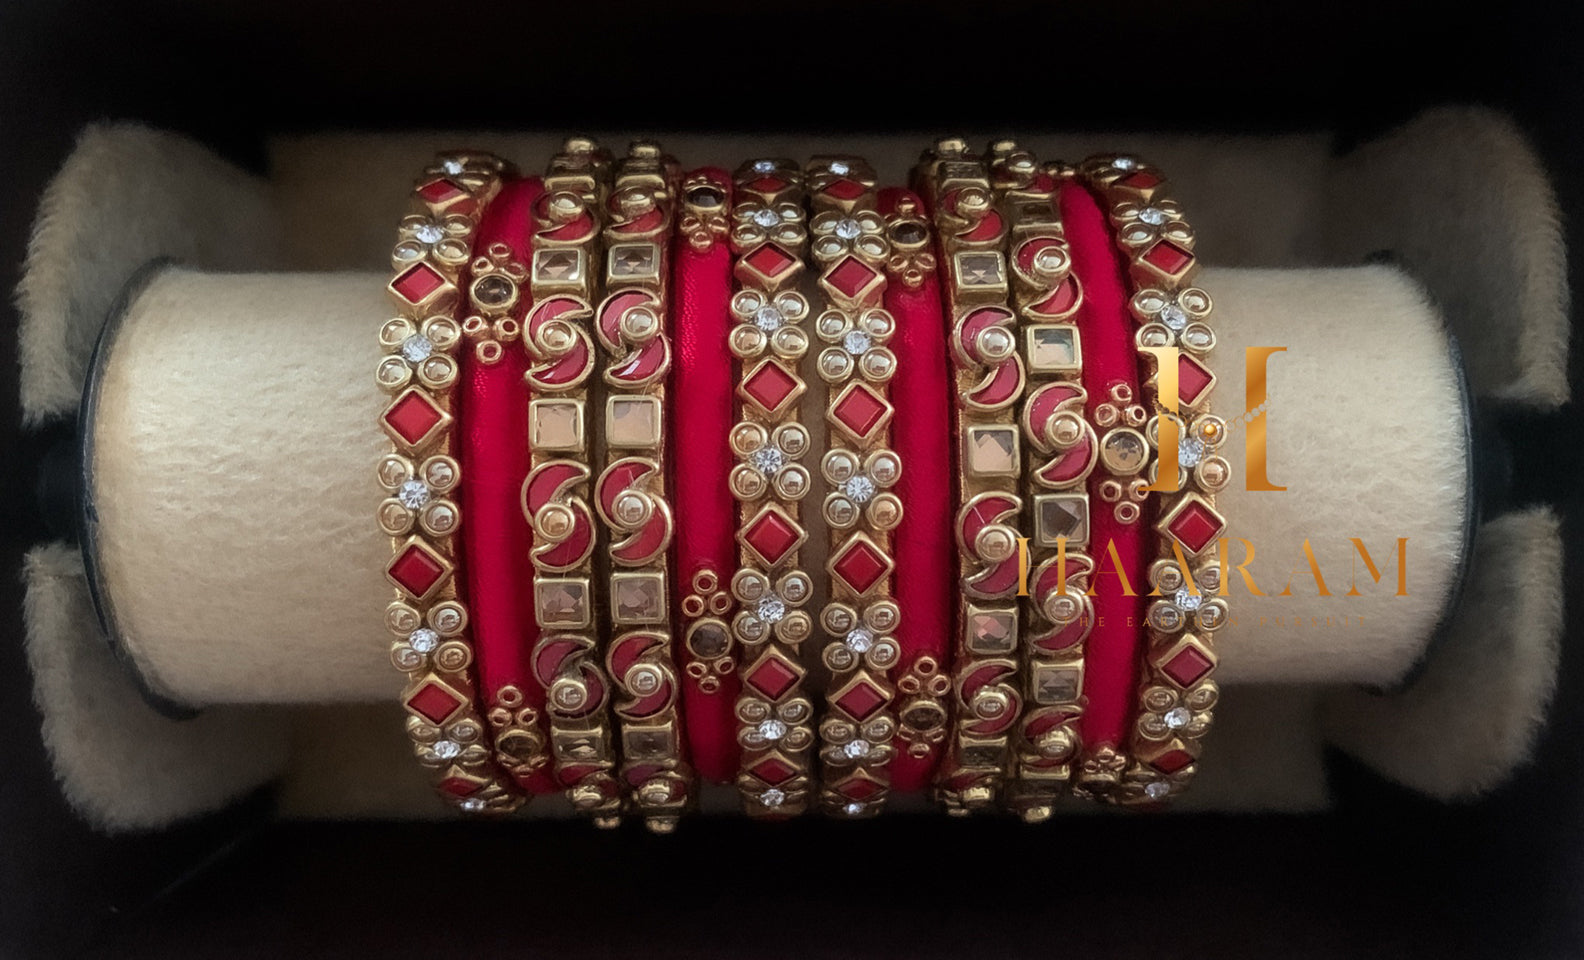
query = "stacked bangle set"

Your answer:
(376, 137), (1226, 828)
